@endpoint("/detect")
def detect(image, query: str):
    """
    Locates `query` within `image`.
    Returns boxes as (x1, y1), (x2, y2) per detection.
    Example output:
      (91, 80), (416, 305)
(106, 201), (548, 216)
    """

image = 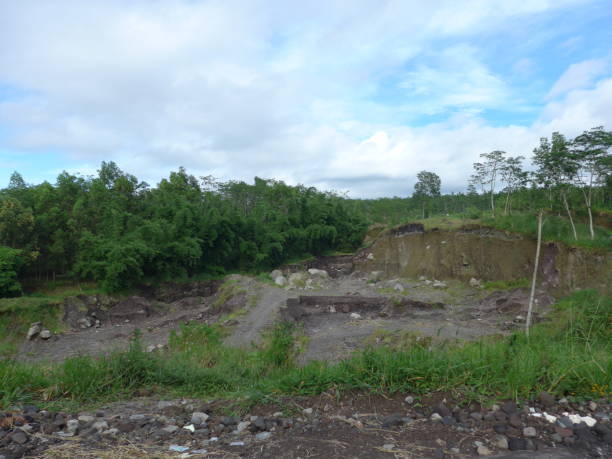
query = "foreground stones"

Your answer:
(1, 392), (610, 459)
